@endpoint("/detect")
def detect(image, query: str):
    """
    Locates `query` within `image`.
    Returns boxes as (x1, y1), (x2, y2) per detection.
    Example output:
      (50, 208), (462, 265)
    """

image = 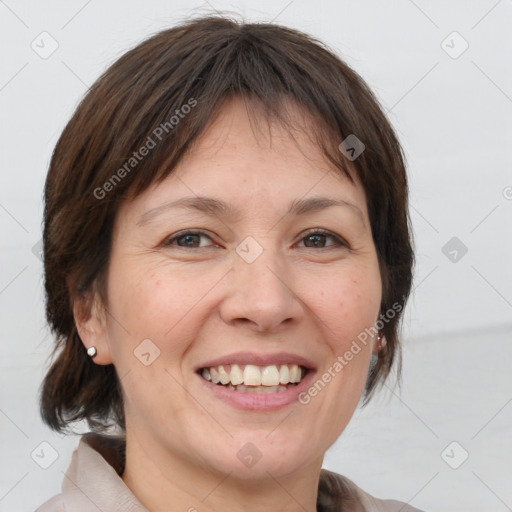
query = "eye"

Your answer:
(162, 230), (216, 248)
(161, 228), (348, 250)
(297, 229), (348, 249)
